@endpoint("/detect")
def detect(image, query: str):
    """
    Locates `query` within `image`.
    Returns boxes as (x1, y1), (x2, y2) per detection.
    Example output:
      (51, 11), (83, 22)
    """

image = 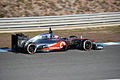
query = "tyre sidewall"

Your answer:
(27, 43), (37, 54)
(81, 39), (92, 50)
